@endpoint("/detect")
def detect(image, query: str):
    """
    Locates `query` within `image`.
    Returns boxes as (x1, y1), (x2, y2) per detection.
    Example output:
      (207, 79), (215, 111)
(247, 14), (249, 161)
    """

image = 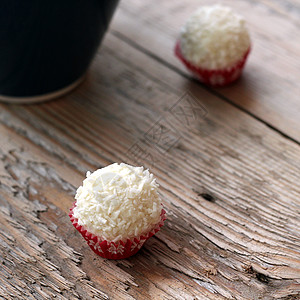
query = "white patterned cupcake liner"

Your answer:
(69, 202), (166, 259)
